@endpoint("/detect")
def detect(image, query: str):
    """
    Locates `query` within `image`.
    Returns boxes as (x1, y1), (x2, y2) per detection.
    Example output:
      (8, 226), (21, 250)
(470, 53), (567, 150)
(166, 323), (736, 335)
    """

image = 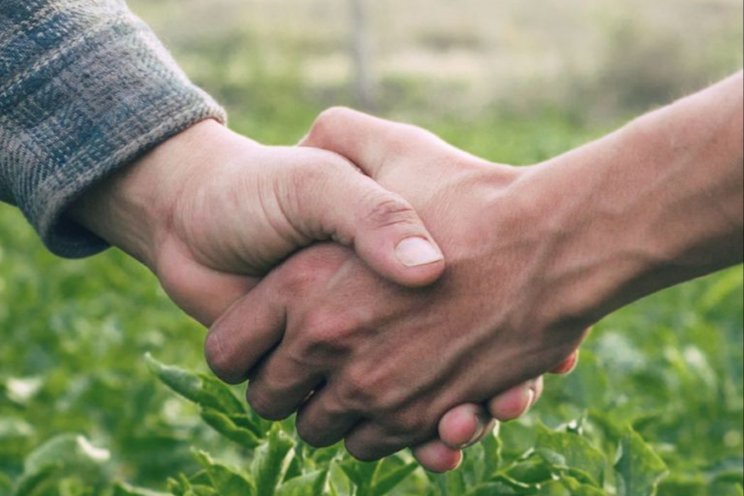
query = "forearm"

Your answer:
(531, 71), (743, 325)
(0, 0), (225, 257)
(69, 119), (236, 269)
